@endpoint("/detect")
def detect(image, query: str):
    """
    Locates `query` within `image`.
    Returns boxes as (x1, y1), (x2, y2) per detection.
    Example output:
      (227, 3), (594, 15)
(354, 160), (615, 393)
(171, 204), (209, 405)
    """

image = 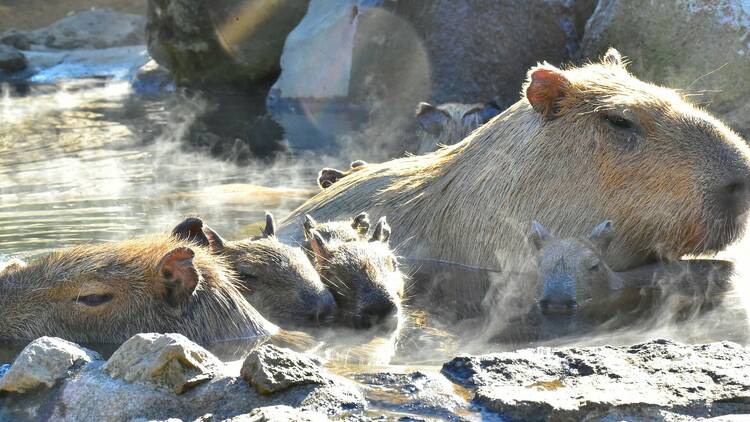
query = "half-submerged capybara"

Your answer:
(318, 160), (368, 190)
(415, 101), (501, 154)
(172, 214), (336, 327)
(280, 49), (750, 275)
(302, 212), (370, 242)
(530, 220), (734, 317)
(304, 216), (404, 330)
(0, 236), (276, 344)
